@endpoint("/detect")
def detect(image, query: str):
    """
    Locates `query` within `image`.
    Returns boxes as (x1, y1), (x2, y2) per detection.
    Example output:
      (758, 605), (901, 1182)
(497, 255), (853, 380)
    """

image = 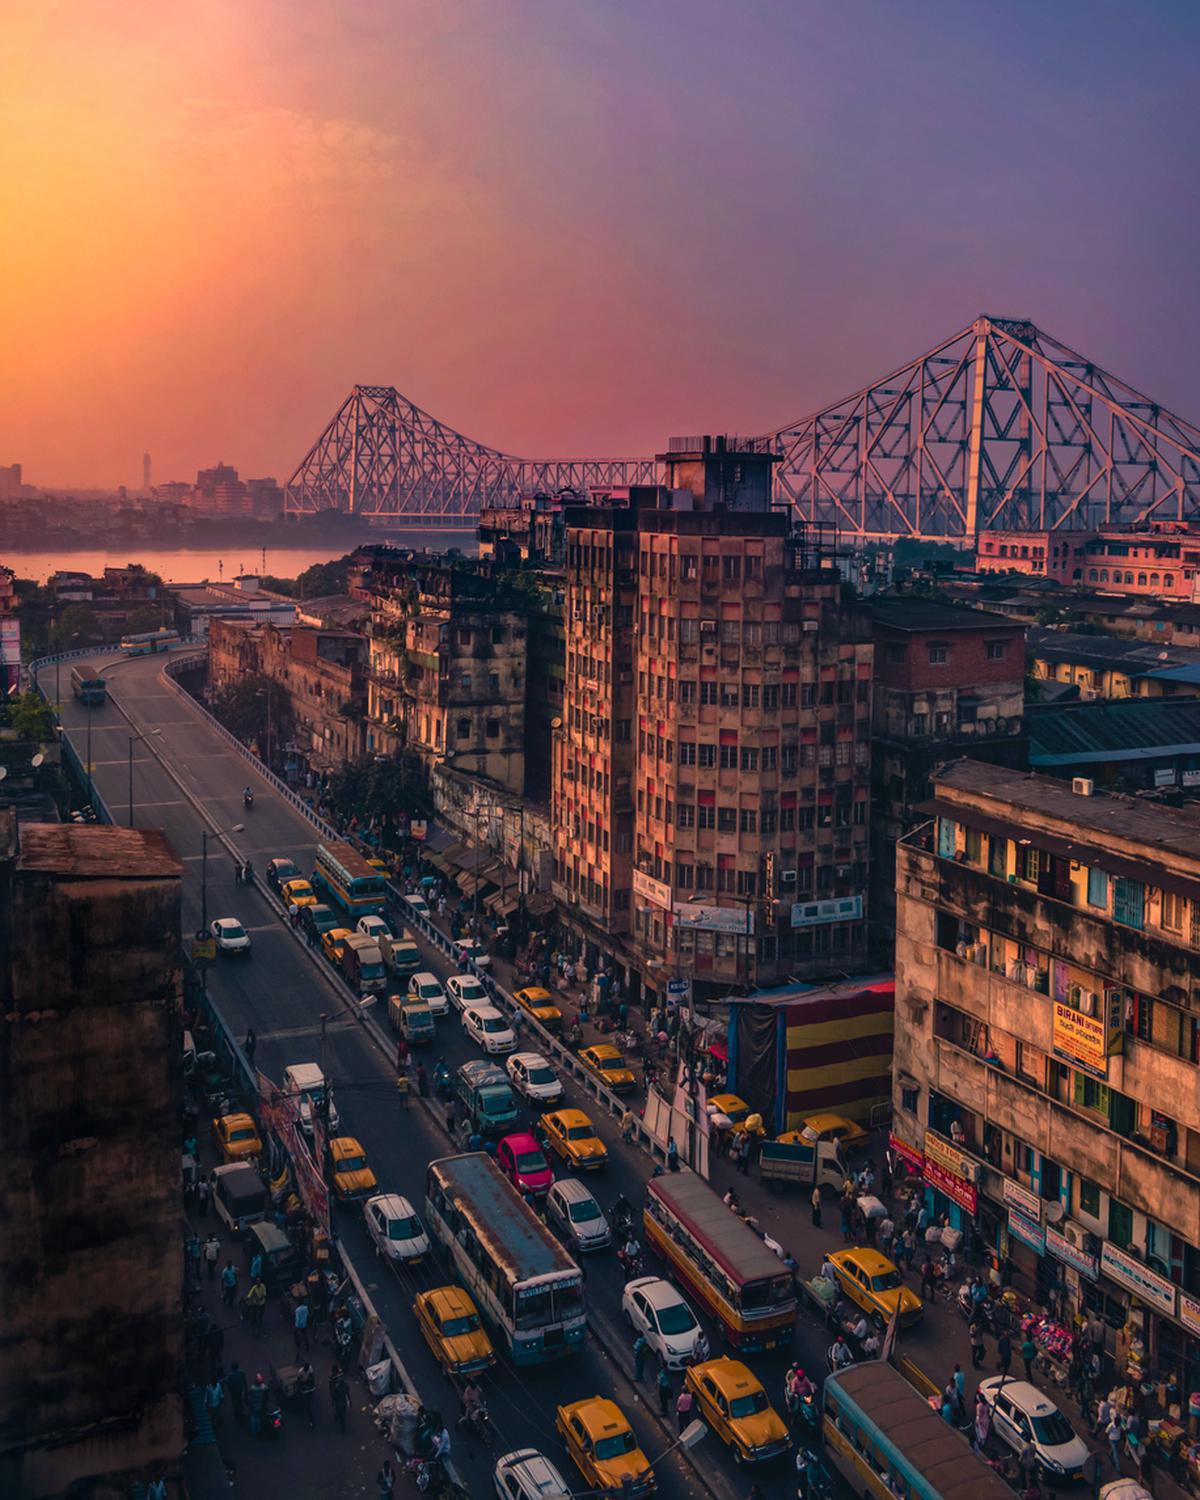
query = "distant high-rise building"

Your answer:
(142, 451), (152, 492)
(0, 462), (23, 498)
